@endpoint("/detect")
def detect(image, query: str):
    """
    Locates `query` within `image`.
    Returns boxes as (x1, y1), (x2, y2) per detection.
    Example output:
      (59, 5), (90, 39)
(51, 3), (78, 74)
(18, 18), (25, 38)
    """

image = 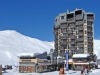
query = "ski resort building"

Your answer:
(54, 9), (95, 58)
(18, 52), (57, 73)
(72, 54), (97, 70)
